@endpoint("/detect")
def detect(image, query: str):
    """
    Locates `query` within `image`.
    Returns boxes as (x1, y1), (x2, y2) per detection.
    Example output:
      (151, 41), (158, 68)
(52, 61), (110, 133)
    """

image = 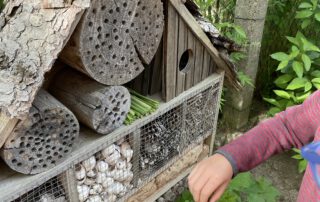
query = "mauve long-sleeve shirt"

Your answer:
(217, 90), (320, 201)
